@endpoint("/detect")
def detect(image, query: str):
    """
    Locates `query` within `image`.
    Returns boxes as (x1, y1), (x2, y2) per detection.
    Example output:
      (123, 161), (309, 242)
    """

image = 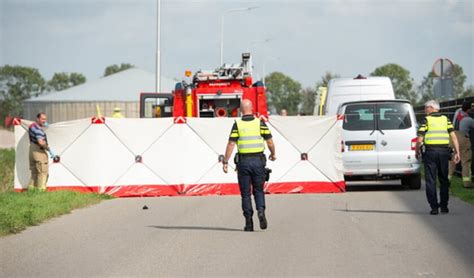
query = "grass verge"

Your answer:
(420, 167), (474, 205)
(449, 176), (474, 205)
(0, 149), (112, 236)
(0, 190), (112, 236)
(0, 148), (15, 193)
